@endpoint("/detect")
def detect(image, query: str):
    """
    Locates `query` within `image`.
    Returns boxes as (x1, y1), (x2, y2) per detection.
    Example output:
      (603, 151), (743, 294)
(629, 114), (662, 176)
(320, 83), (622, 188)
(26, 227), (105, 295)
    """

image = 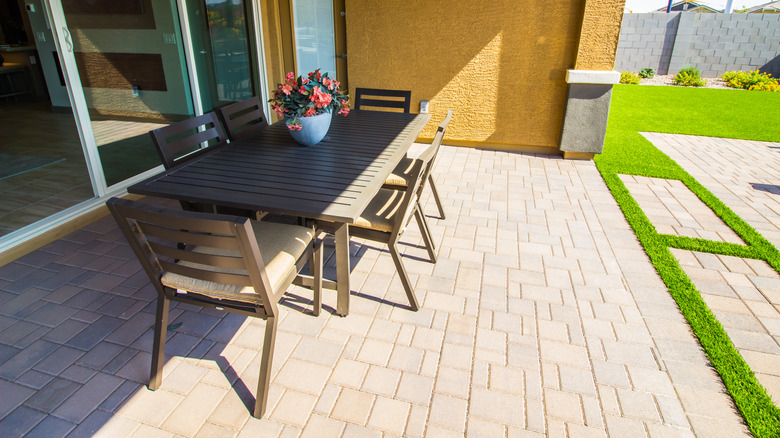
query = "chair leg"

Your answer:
(414, 206), (437, 263)
(149, 297), (169, 391)
(388, 240), (420, 311)
(312, 241), (323, 316)
(428, 175), (445, 219)
(254, 316), (278, 418)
